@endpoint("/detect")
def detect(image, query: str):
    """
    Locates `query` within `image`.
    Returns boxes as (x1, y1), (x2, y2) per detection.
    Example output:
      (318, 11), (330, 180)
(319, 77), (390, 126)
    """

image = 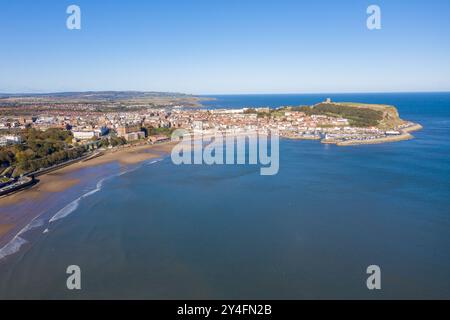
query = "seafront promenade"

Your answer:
(0, 152), (100, 198)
